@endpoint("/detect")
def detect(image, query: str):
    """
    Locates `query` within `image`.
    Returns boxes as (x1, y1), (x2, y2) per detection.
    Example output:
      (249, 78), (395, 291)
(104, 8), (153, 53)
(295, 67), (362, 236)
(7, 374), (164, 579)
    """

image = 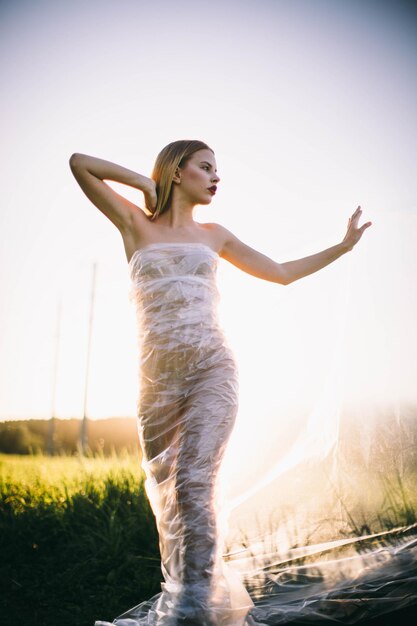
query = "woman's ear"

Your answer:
(172, 166), (181, 184)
